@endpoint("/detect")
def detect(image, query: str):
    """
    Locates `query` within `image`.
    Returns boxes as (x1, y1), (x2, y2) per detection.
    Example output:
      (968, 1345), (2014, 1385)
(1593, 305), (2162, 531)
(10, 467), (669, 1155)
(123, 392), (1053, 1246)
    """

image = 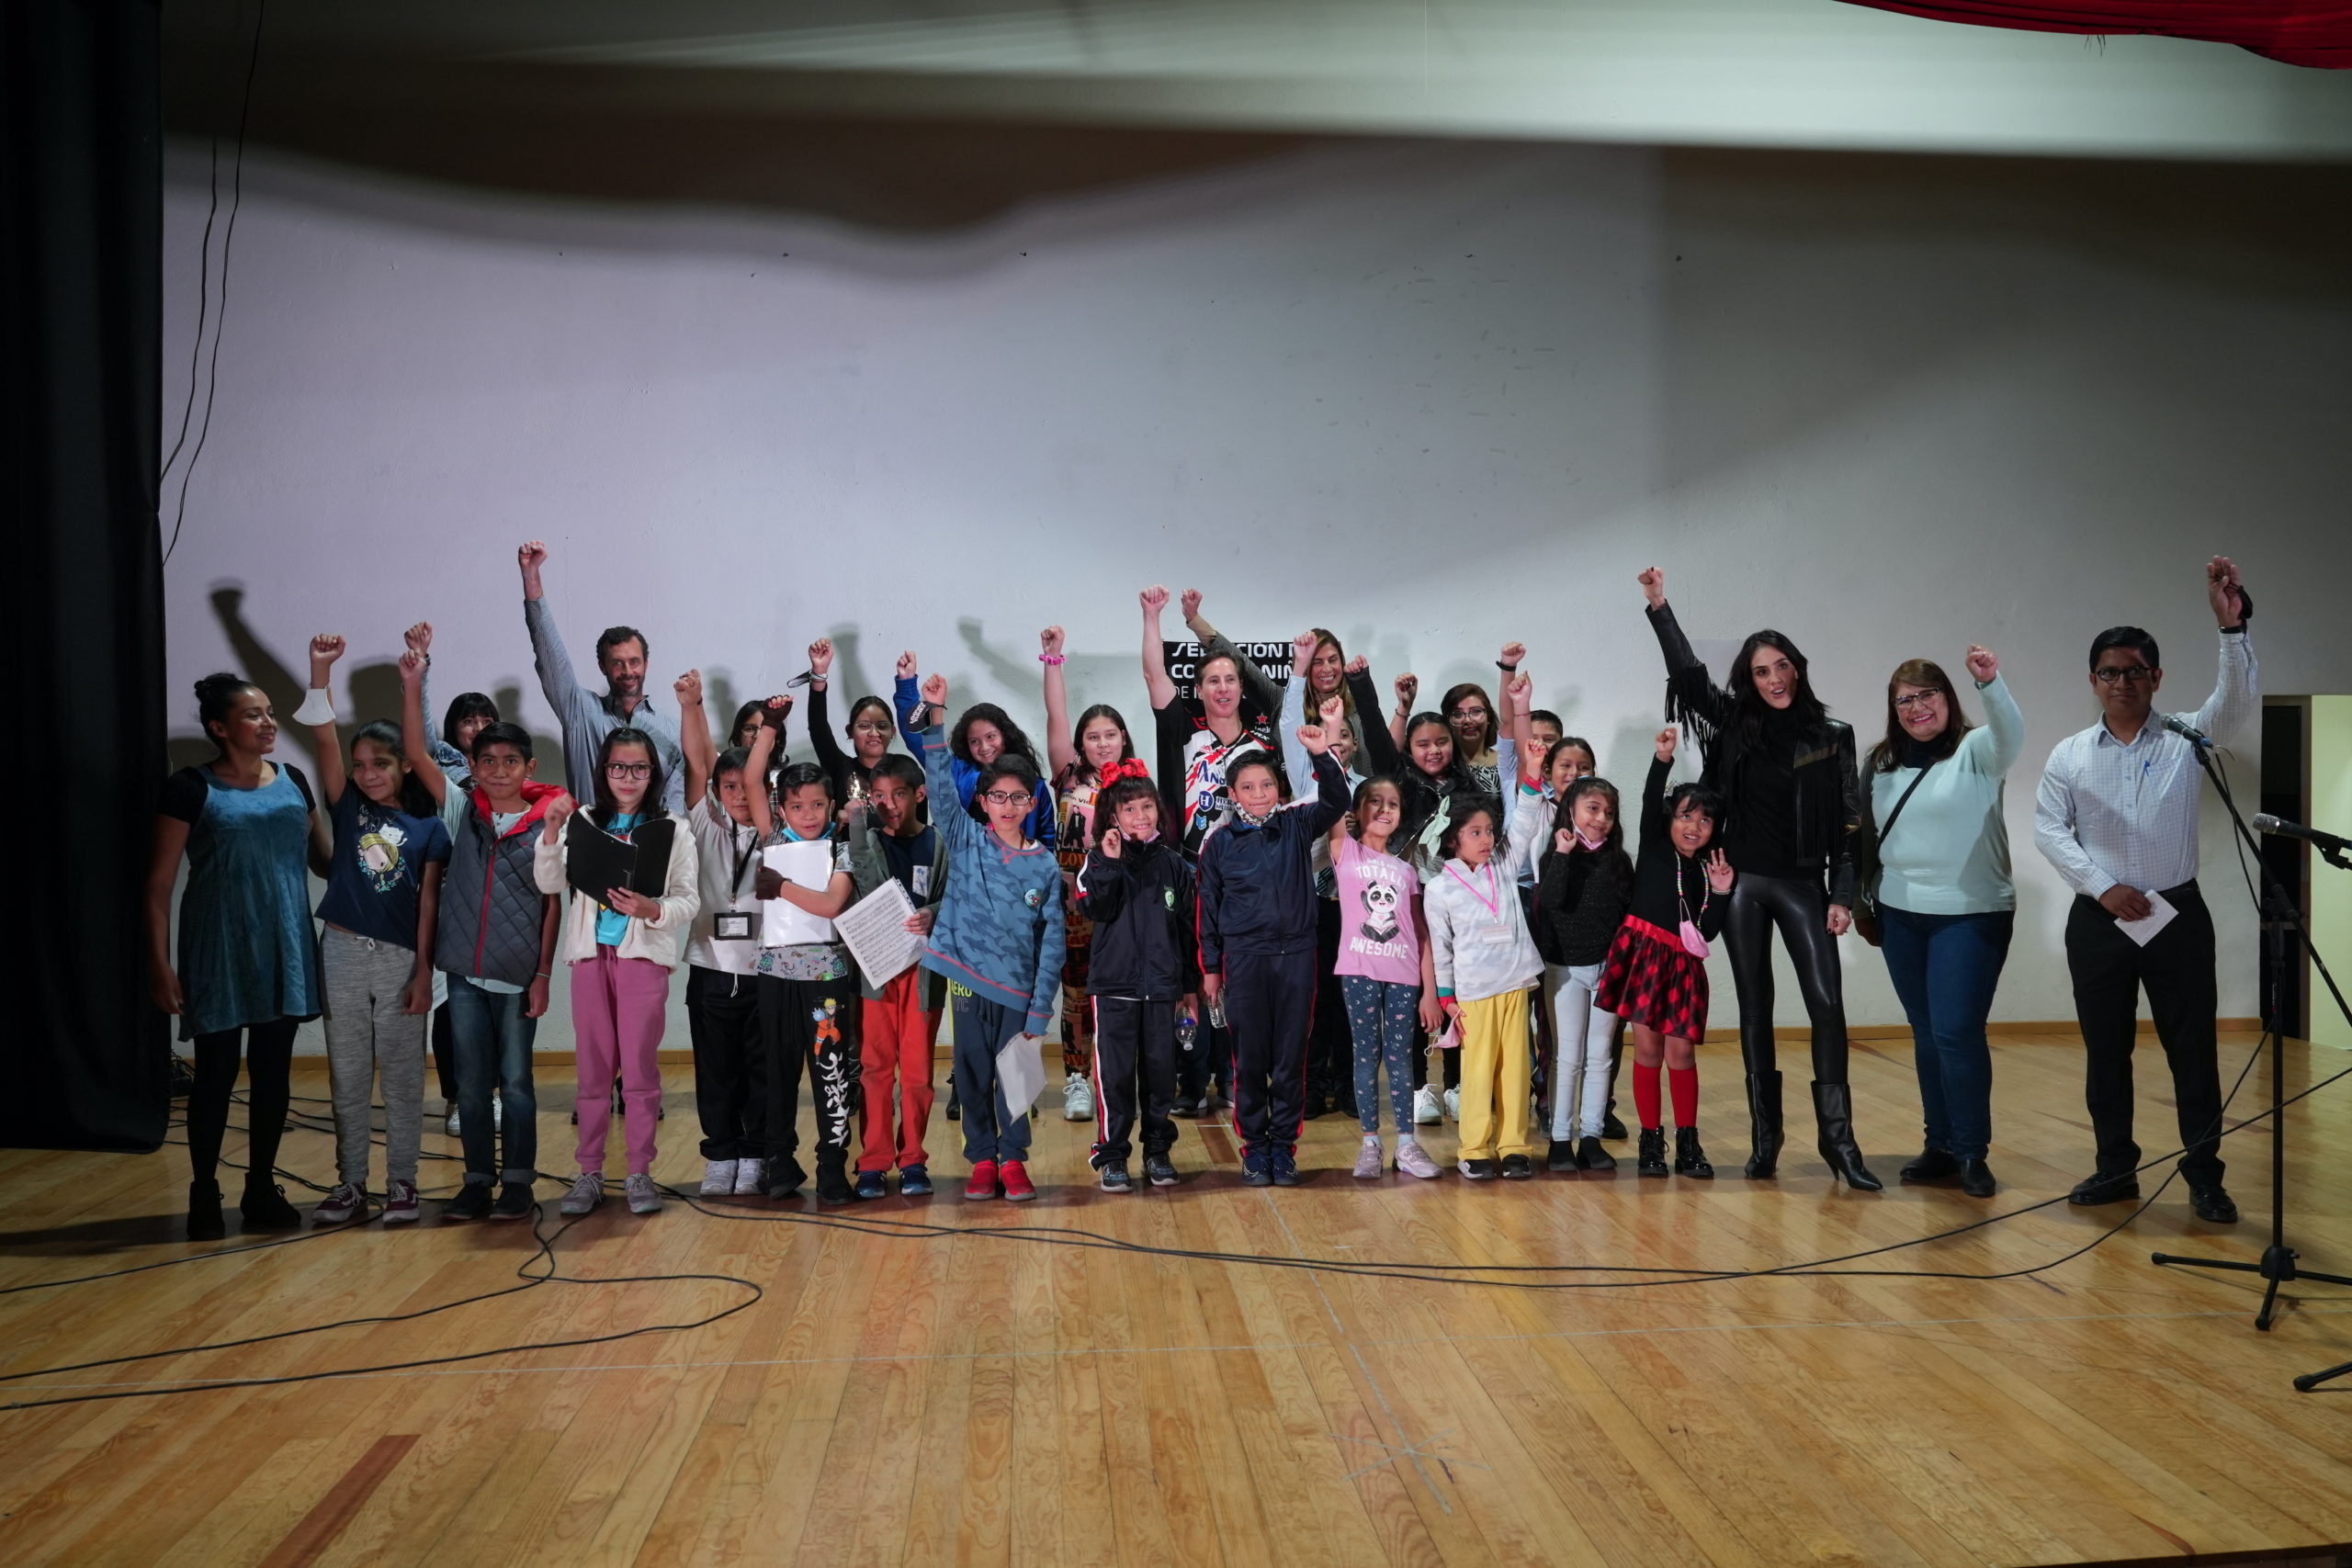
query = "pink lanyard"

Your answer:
(1446, 861), (1502, 920)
